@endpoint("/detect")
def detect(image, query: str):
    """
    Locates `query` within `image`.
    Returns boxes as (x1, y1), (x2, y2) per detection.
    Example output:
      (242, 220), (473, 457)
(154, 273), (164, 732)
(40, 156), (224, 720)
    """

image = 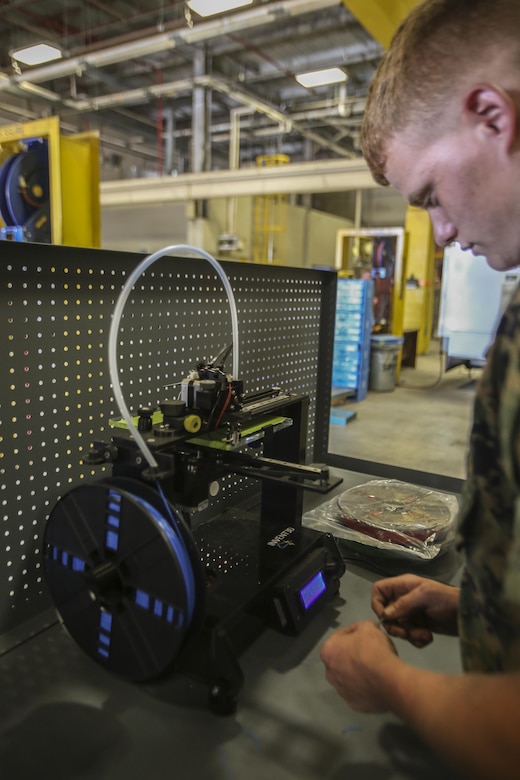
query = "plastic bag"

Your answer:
(303, 478), (459, 561)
